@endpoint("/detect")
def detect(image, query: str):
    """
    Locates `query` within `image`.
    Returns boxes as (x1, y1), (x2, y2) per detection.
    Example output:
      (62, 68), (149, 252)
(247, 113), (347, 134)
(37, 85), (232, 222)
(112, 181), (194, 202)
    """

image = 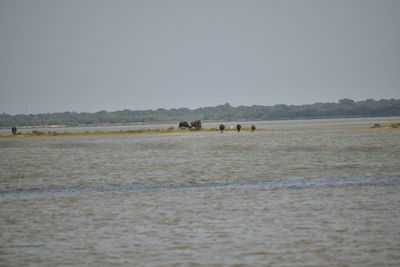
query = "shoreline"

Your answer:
(2, 122), (399, 138)
(369, 123), (400, 130)
(1, 127), (256, 138)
